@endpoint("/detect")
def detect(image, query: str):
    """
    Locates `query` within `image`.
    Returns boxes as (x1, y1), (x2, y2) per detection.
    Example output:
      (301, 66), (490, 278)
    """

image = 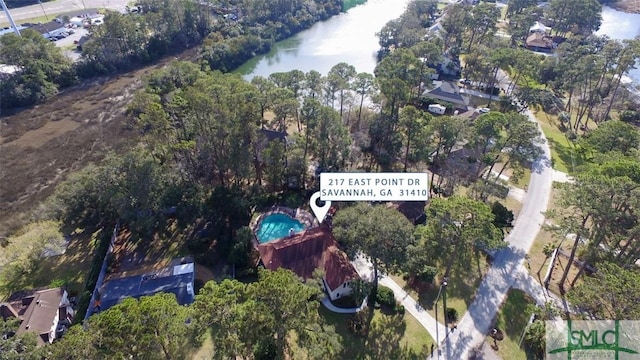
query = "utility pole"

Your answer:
(38, 0), (49, 21)
(0, 0), (21, 36)
(434, 277), (448, 359)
